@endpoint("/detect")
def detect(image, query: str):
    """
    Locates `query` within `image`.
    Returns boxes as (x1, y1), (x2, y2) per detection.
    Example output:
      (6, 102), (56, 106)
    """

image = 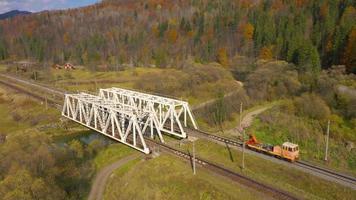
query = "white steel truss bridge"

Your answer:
(99, 87), (198, 138)
(62, 93), (164, 154)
